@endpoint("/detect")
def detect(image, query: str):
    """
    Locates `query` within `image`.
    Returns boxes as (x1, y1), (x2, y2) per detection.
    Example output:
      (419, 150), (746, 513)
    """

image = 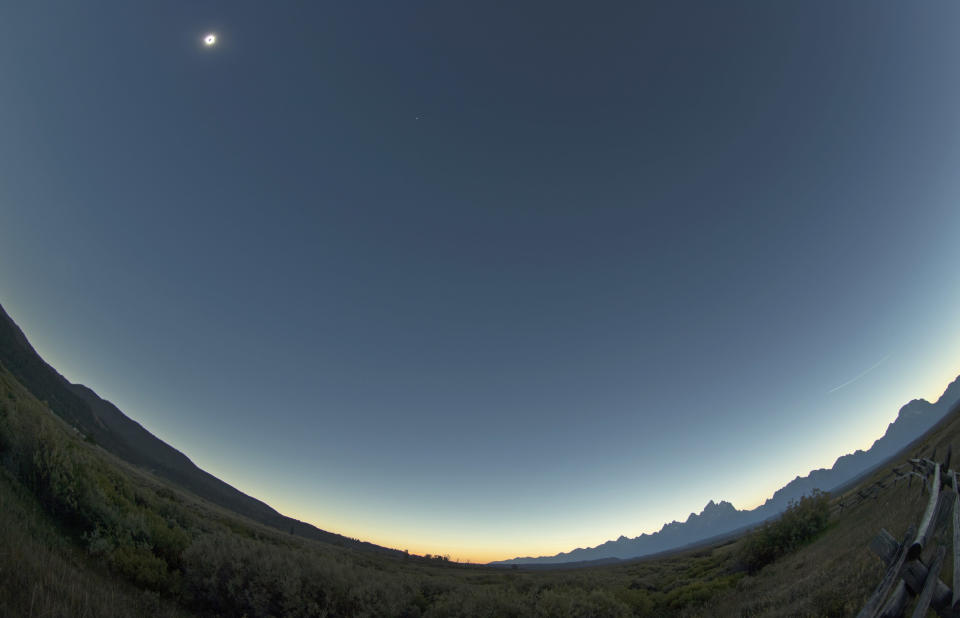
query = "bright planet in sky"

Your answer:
(4, 1), (960, 581)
